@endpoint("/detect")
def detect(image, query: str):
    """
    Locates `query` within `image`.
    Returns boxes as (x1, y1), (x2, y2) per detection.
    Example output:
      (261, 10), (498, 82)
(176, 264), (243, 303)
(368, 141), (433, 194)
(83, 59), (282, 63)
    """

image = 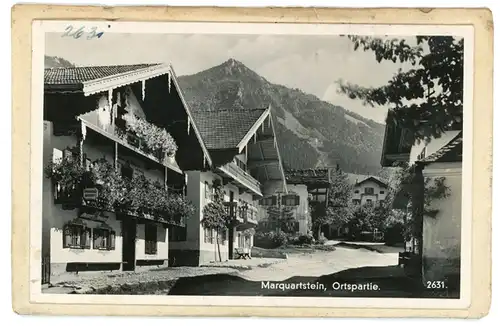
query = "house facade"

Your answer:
(277, 168), (334, 237)
(381, 121), (463, 291)
(169, 107), (288, 266)
(350, 176), (389, 206)
(43, 64), (198, 277)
